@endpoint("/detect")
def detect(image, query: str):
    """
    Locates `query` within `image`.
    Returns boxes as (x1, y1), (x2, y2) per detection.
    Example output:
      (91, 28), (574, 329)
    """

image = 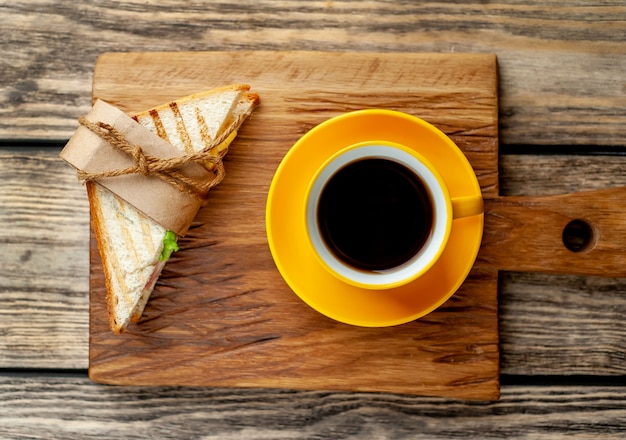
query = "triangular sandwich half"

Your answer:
(87, 84), (259, 334)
